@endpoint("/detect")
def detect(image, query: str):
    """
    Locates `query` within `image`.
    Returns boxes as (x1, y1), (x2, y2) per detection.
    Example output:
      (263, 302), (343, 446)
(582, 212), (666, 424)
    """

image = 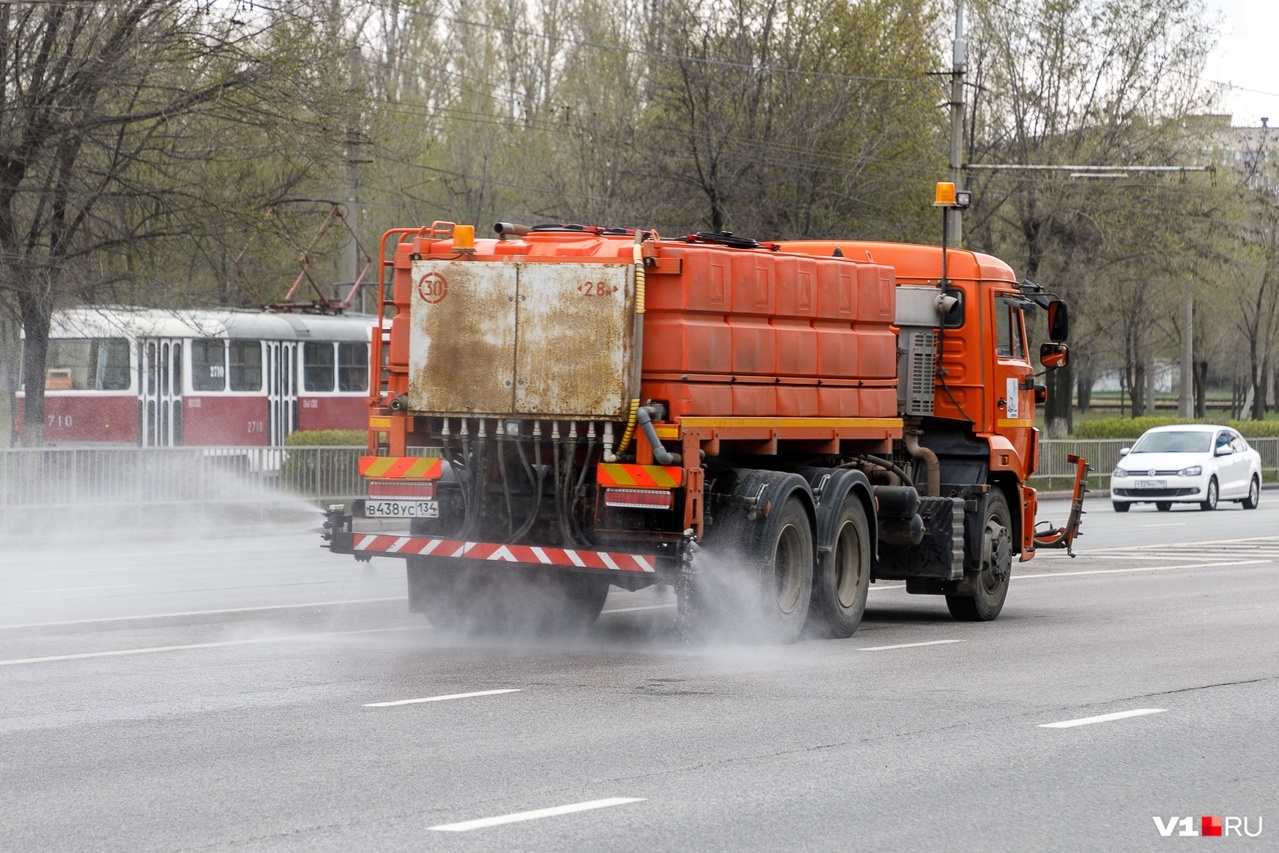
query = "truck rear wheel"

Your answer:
(409, 560), (607, 635)
(810, 495), (870, 638)
(407, 557), (475, 631)
(471, 569), (609, 636)
(946, 490), (1012, 622)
